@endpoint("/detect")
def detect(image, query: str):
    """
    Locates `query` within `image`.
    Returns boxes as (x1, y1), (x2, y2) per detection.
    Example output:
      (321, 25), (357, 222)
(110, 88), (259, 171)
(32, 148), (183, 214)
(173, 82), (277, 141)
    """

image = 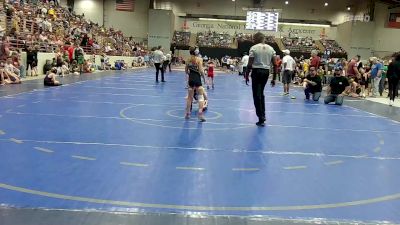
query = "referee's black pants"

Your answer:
(154, 63), (164, 82)
(251, 68), (269, 121)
